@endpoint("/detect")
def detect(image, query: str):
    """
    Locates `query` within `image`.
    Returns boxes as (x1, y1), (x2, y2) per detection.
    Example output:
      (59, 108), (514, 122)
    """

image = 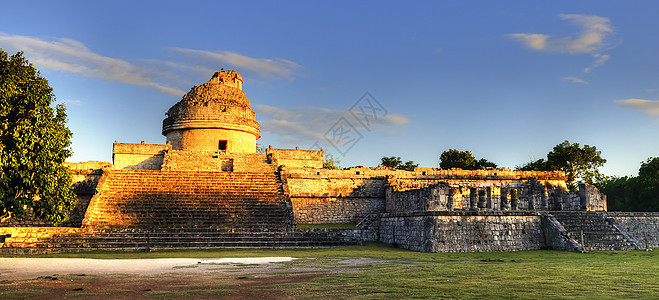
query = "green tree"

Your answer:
(399, 160), (419, 171)
(380, 156), (402, 168)
(323, 153), (341, 169)
(0, 50), (76, 224)
(601, 157), (659, 212)
(439, 149), (497, 170)
(546, 141), (606, 191)
(518, 158), (549, 171)
(380, 156), (418, 171)
(518, 140), (606, 191)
